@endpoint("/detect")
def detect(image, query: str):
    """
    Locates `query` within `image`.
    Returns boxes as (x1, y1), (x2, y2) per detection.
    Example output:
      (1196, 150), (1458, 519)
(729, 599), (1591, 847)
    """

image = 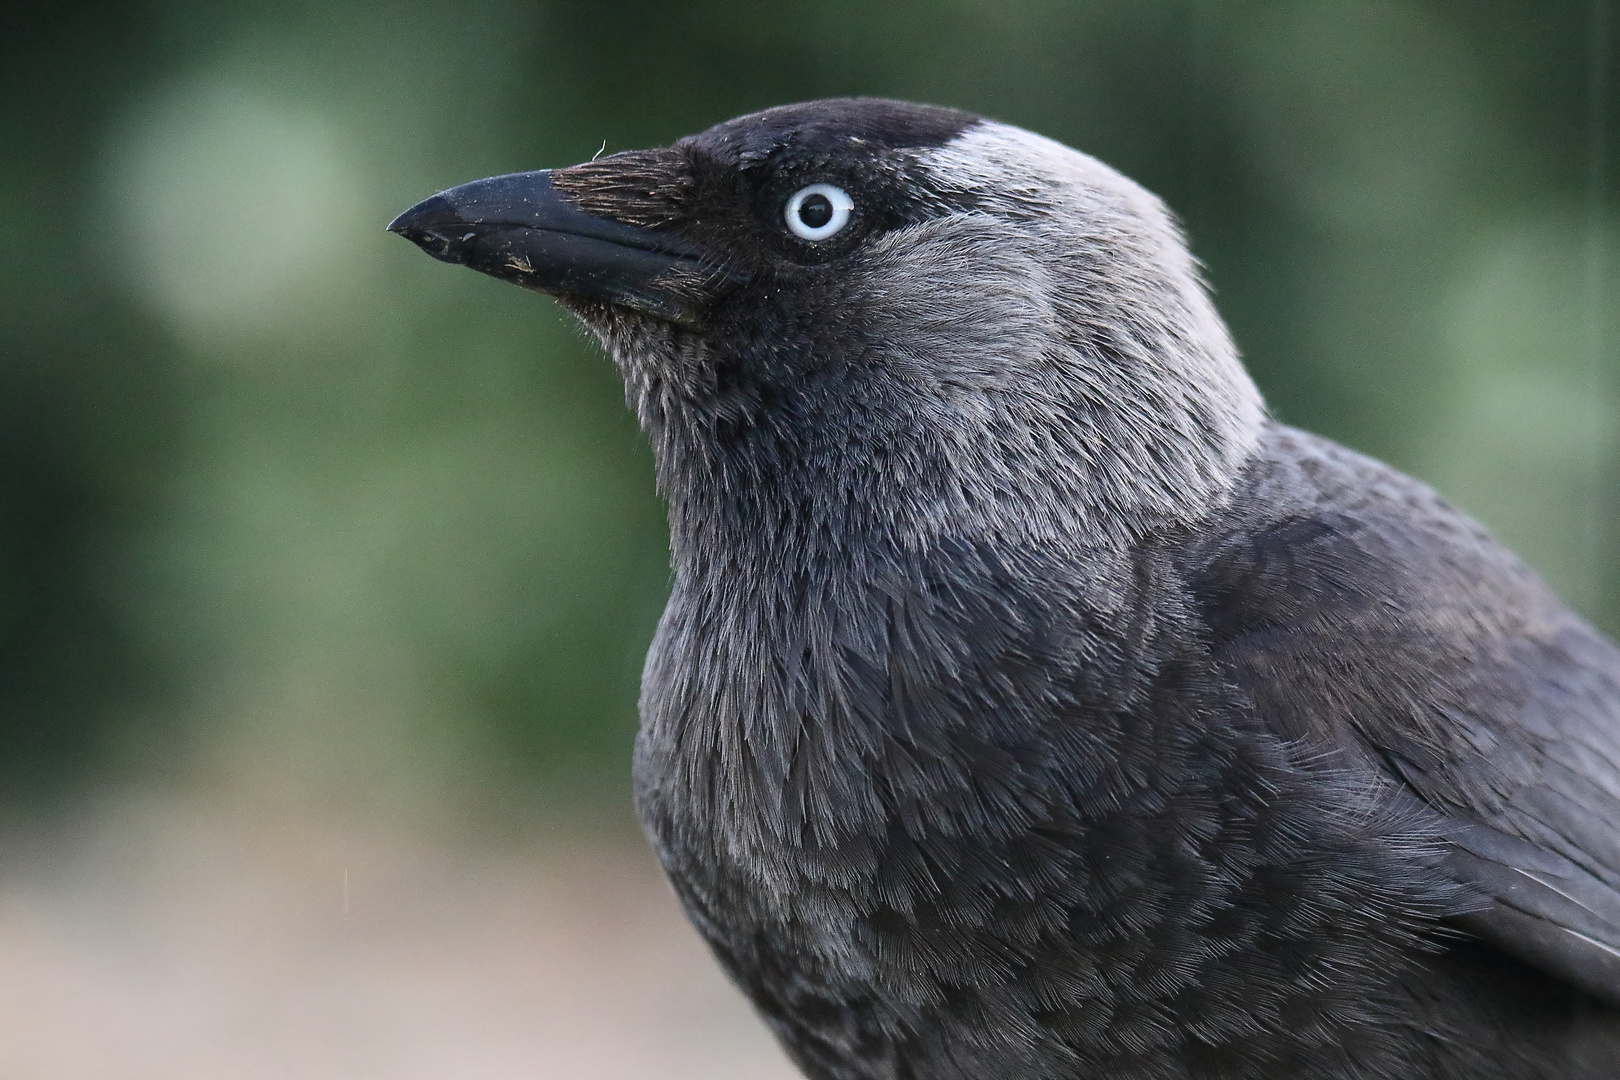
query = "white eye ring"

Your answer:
(784, 183), (854, 241)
